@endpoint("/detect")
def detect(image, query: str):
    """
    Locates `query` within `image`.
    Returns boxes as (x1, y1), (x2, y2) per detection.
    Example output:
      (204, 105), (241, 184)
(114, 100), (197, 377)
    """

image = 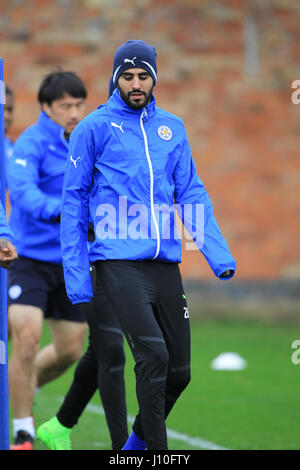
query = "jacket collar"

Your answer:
(37, 111), (69, 148)
(106, 88), (156, 118)
(37, 111), (65, 136)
